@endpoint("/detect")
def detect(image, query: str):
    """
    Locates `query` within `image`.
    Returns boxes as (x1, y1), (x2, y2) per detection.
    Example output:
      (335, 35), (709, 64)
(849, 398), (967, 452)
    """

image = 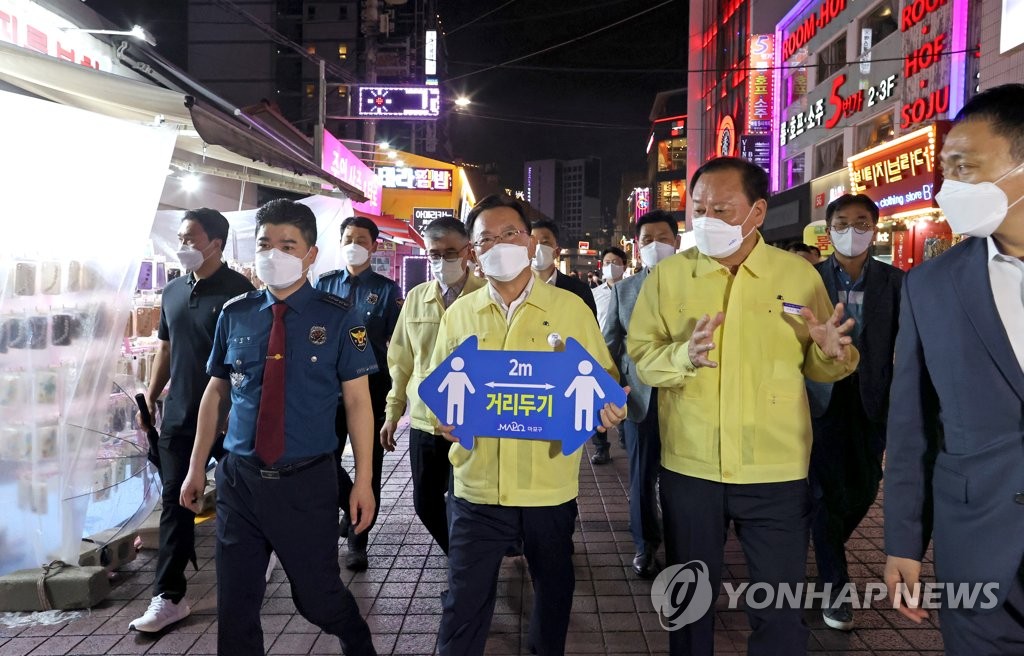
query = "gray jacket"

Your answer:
(602, 269), (653, 422)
